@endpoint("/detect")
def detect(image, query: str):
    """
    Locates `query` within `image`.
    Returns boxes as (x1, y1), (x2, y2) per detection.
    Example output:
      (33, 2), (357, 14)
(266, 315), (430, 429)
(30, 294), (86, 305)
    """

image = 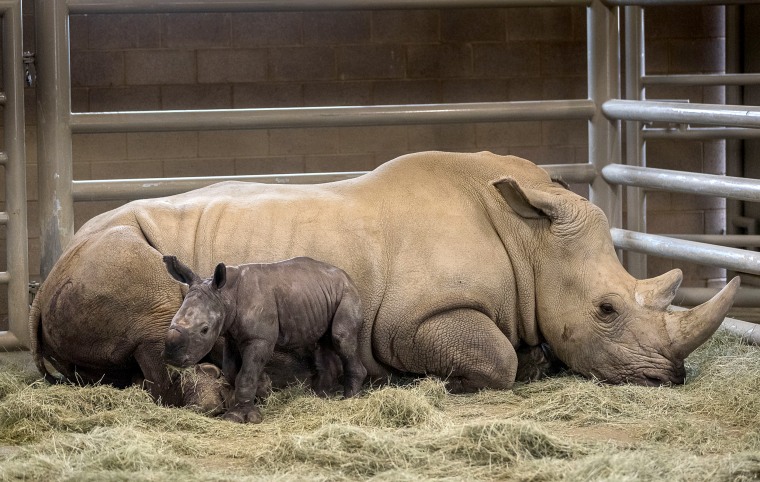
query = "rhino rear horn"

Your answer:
(636, 269), (683, 311)
(666, 276), (740, 358)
